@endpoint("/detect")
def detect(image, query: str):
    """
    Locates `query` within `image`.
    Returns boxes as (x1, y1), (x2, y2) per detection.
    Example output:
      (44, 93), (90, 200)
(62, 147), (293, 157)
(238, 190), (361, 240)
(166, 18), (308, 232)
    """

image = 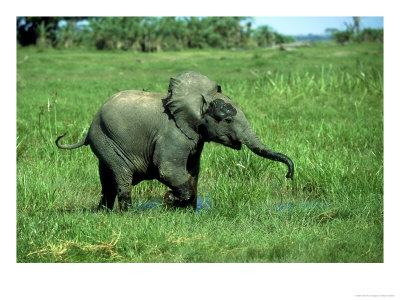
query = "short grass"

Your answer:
(17, 42), (383, 262)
